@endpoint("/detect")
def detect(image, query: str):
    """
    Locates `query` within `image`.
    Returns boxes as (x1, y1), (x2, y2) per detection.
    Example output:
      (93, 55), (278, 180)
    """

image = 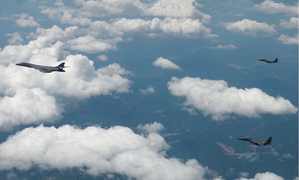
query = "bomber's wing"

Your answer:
(38, 68), (52, 73)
